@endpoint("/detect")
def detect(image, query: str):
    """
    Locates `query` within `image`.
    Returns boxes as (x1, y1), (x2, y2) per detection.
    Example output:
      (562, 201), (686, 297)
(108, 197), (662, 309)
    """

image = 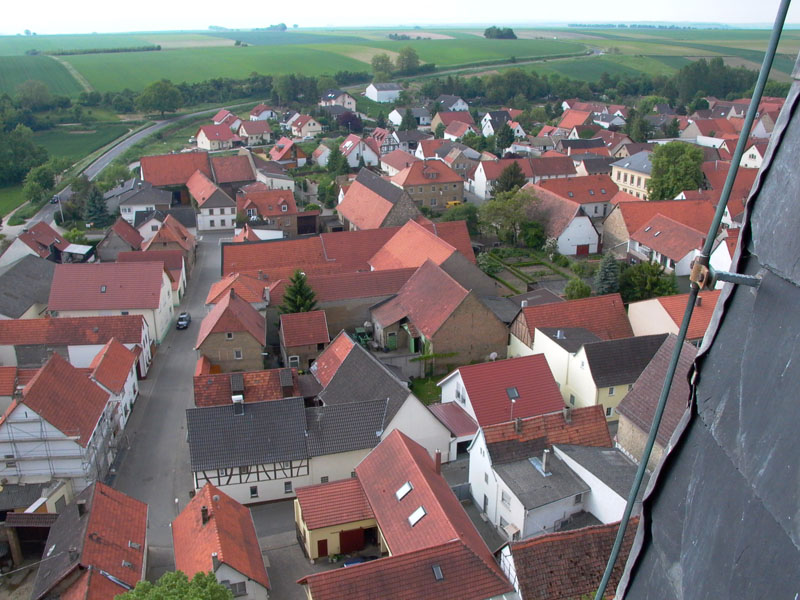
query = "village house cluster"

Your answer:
(0, 78), (781, 600)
